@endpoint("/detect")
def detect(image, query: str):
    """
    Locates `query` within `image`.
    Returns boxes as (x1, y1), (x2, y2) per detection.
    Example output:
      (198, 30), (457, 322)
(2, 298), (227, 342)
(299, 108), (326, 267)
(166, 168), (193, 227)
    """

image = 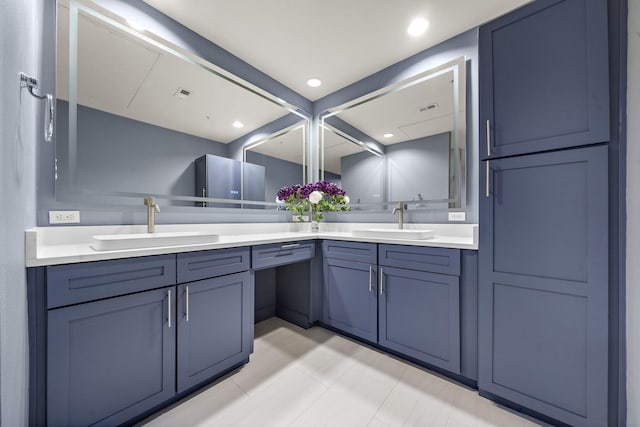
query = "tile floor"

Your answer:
(140, 317), (547, 427)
